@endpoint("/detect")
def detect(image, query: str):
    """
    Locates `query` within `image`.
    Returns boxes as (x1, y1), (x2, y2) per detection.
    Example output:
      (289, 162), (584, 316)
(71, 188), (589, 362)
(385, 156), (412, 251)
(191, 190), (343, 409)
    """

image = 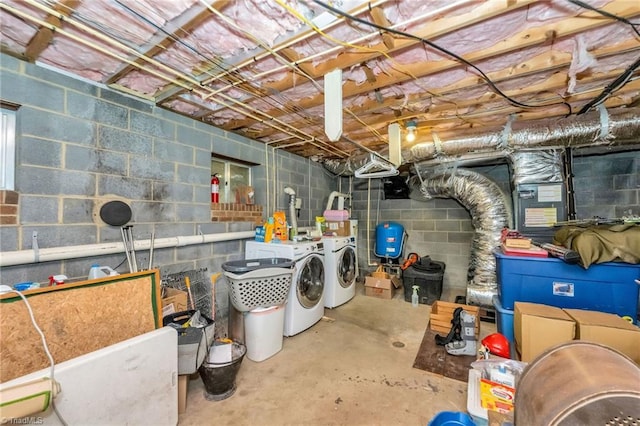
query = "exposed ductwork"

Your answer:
(408, 168), (513, 307)
(509, 149), (565, 185)
(323, 107), (640, 175)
